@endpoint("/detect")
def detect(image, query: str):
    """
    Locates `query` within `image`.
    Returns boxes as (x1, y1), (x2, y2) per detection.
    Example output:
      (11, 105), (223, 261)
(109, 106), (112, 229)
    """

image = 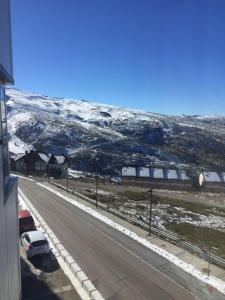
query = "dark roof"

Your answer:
(15, 153), (26, 161)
